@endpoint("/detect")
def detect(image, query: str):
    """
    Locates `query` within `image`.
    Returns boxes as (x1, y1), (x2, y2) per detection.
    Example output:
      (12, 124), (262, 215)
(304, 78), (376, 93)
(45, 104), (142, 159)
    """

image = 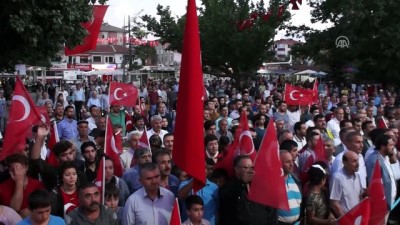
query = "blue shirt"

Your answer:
(17, 215), (66, 225)
(179, 179), (219, 225)
(57, 118), (78, 140)
(121, 166), (142, 194)
(277, 174), (302, 223)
